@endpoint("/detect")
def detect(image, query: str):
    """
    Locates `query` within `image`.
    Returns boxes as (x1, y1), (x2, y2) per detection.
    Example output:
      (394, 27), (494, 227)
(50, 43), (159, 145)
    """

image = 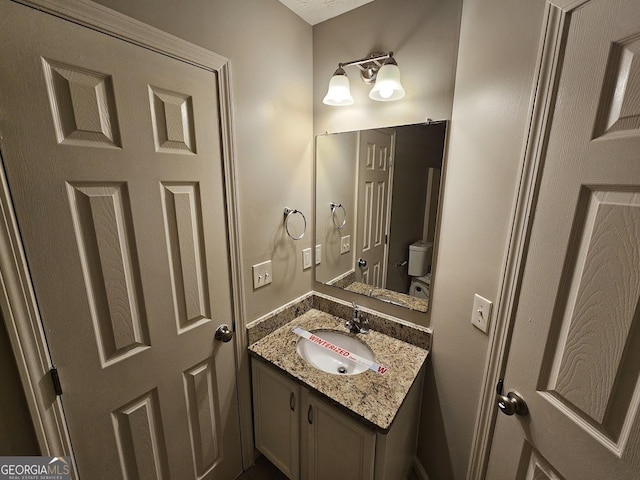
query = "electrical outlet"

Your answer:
(302, 248), (312, 270)
(252, 260), (272, 289)
(471, 294), (492, 334)
(315, 244), (321, 265)
(340, 235), (351, 254)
